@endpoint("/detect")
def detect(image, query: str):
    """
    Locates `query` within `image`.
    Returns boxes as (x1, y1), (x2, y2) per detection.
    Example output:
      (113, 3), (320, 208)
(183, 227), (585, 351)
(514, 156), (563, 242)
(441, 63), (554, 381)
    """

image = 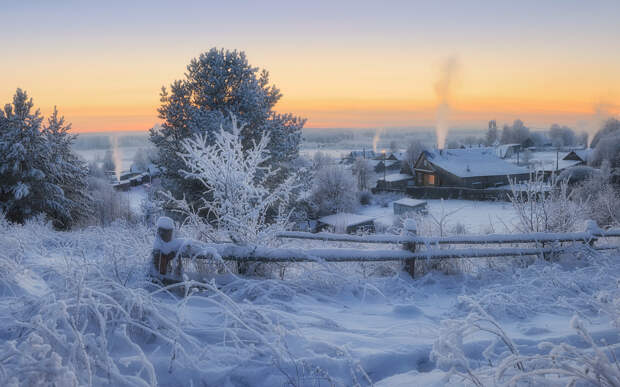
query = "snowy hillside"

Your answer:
(1, 217), (619, 386)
